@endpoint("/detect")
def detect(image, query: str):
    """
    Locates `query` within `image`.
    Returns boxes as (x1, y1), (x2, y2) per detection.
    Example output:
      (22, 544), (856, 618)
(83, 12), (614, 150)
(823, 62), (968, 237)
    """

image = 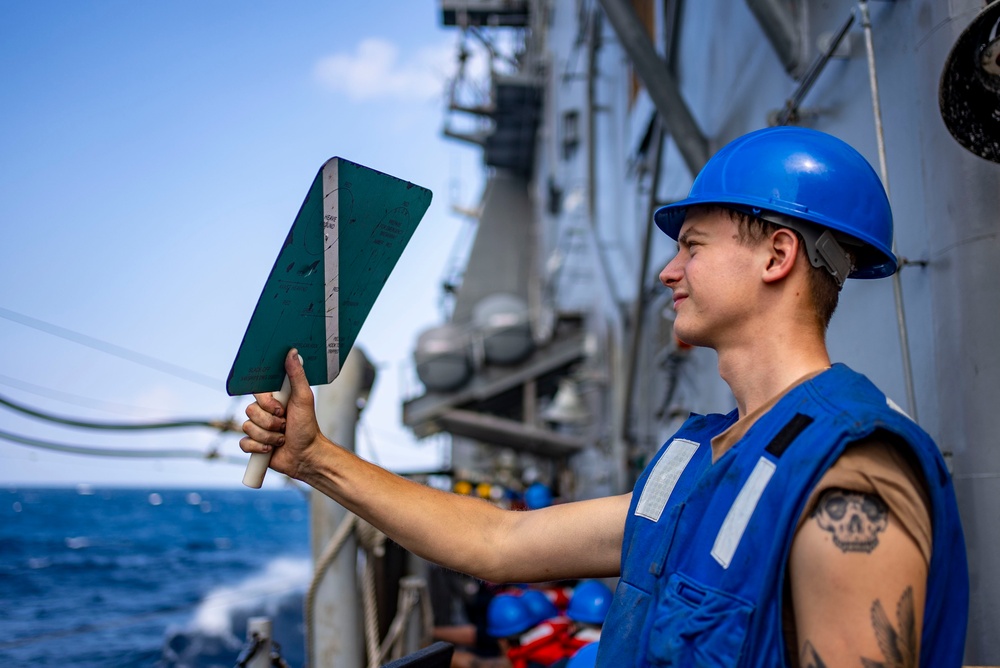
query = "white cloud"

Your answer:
(313, 37), (454, 102)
